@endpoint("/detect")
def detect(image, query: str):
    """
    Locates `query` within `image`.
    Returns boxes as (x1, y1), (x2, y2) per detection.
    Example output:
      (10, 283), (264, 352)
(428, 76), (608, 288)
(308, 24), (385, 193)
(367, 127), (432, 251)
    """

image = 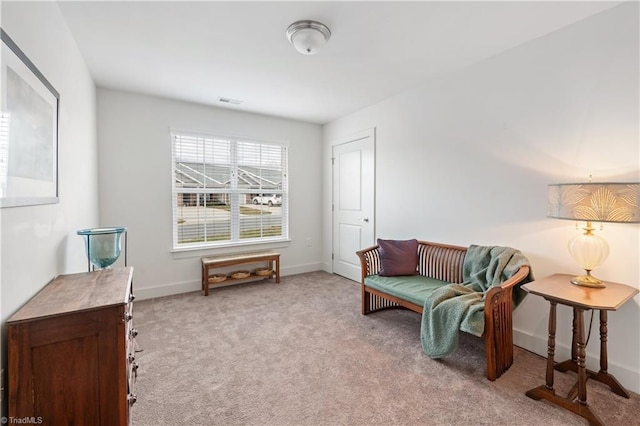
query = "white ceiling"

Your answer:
(57, 1), (620, 124)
